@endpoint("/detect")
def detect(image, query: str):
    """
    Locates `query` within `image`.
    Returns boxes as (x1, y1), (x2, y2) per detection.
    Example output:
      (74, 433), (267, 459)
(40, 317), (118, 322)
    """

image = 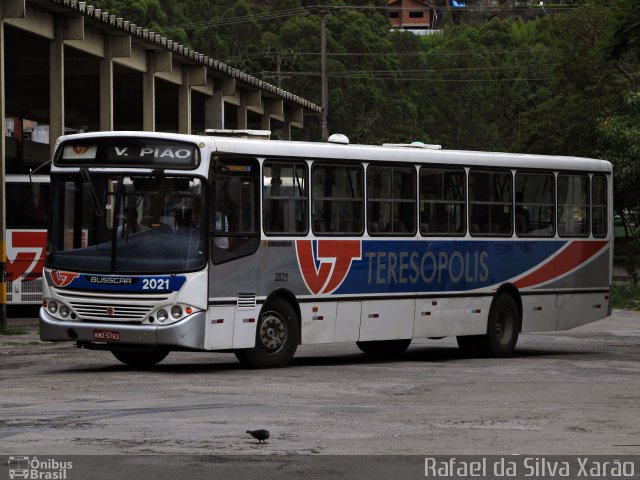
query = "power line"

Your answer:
(258, 71), (555, 82)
